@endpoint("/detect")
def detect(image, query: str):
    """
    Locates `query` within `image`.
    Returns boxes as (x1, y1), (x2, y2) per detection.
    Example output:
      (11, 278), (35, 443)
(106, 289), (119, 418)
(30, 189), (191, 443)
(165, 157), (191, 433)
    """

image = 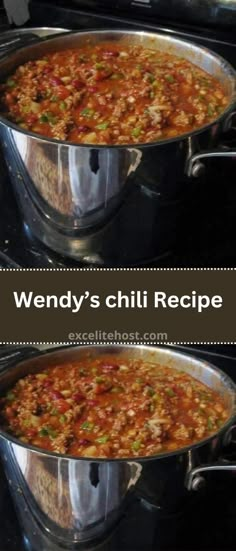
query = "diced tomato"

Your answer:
(5, 93), (15, 105)
(94, 383), (112, 395)
(26, 428), (37, 438)
(56, 399), (70, 413)
(56, 86), (70, 100)
(94, 69), (112, 81)
(25, 114), (38, 125)
(5, 406), (15, 418)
